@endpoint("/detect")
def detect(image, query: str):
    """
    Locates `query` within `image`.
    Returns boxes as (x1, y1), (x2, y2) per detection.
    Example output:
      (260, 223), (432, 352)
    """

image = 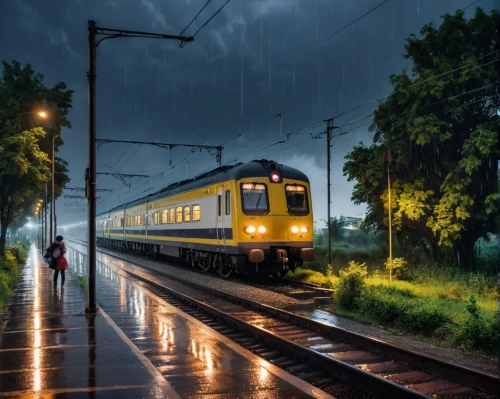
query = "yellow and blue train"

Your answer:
(95, 159), (315, 277)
